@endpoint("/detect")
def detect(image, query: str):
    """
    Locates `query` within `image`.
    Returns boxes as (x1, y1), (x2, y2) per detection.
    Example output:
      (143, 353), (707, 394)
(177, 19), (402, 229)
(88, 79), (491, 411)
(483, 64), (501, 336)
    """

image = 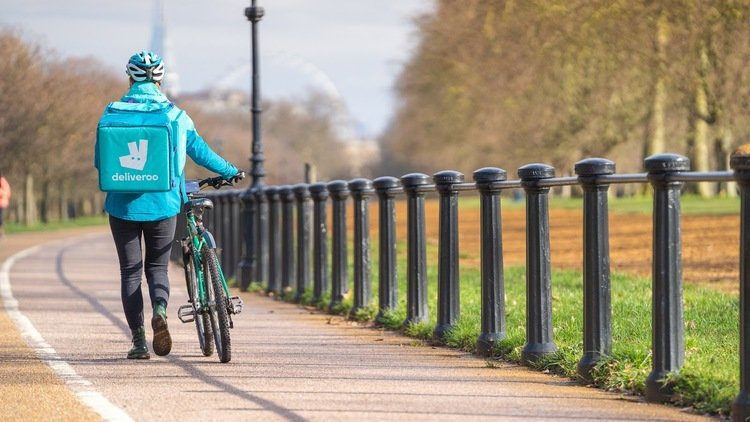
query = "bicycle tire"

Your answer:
(202, 245), (231, 363)
(183, 251), (214, 356)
